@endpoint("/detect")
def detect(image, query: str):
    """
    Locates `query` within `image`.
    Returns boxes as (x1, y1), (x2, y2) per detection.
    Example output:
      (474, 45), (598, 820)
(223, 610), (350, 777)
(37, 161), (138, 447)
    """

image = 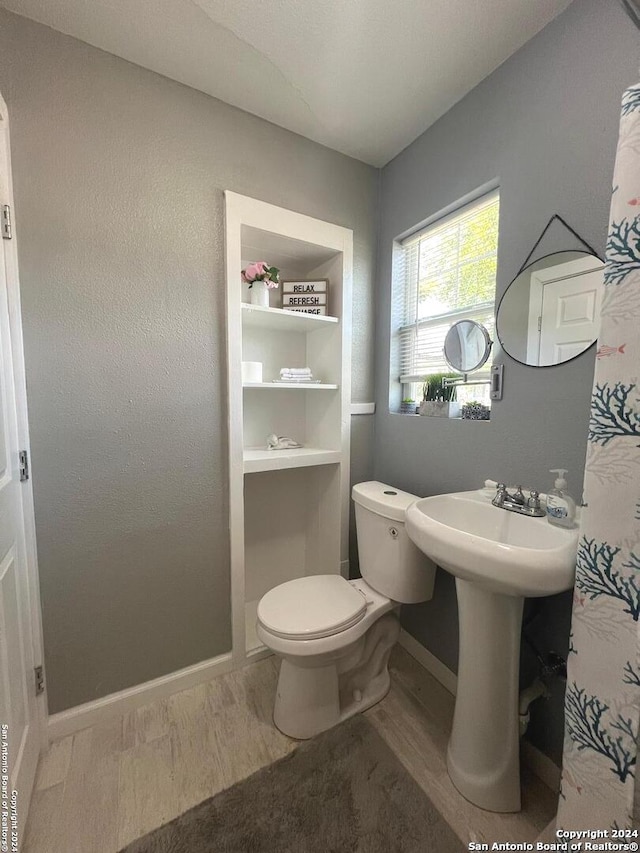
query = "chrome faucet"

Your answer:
(492, 483), (545, 517)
